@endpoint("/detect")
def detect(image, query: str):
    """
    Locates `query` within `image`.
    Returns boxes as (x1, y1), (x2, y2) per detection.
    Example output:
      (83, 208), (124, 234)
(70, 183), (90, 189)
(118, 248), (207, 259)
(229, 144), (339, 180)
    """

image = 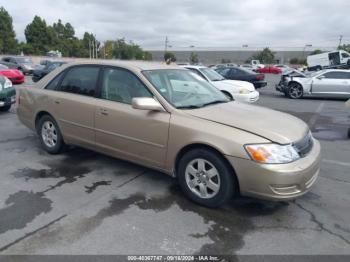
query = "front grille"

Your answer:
(293, 132), (314, 157)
